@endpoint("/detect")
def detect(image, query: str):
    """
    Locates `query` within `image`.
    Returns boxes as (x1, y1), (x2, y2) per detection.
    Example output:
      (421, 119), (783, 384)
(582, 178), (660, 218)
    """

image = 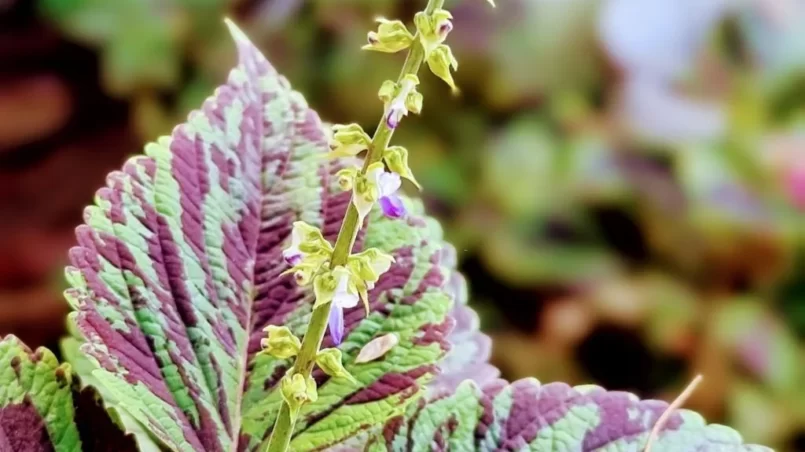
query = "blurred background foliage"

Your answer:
(1, 0), (804, 449)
